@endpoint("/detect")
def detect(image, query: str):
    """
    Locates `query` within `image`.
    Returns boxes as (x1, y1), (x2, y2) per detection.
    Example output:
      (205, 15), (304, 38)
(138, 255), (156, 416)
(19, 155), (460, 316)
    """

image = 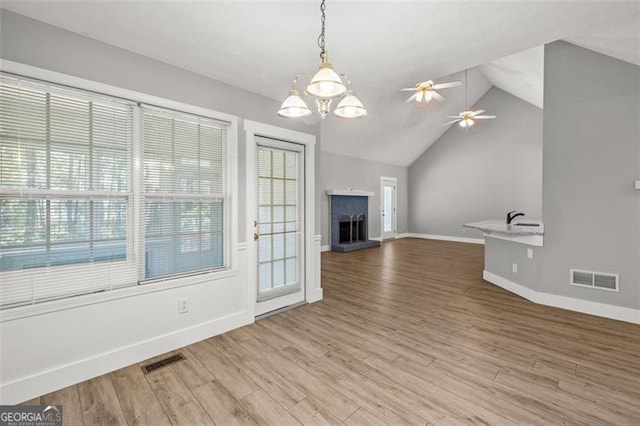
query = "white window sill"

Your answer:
(0, 268), (239, 323)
